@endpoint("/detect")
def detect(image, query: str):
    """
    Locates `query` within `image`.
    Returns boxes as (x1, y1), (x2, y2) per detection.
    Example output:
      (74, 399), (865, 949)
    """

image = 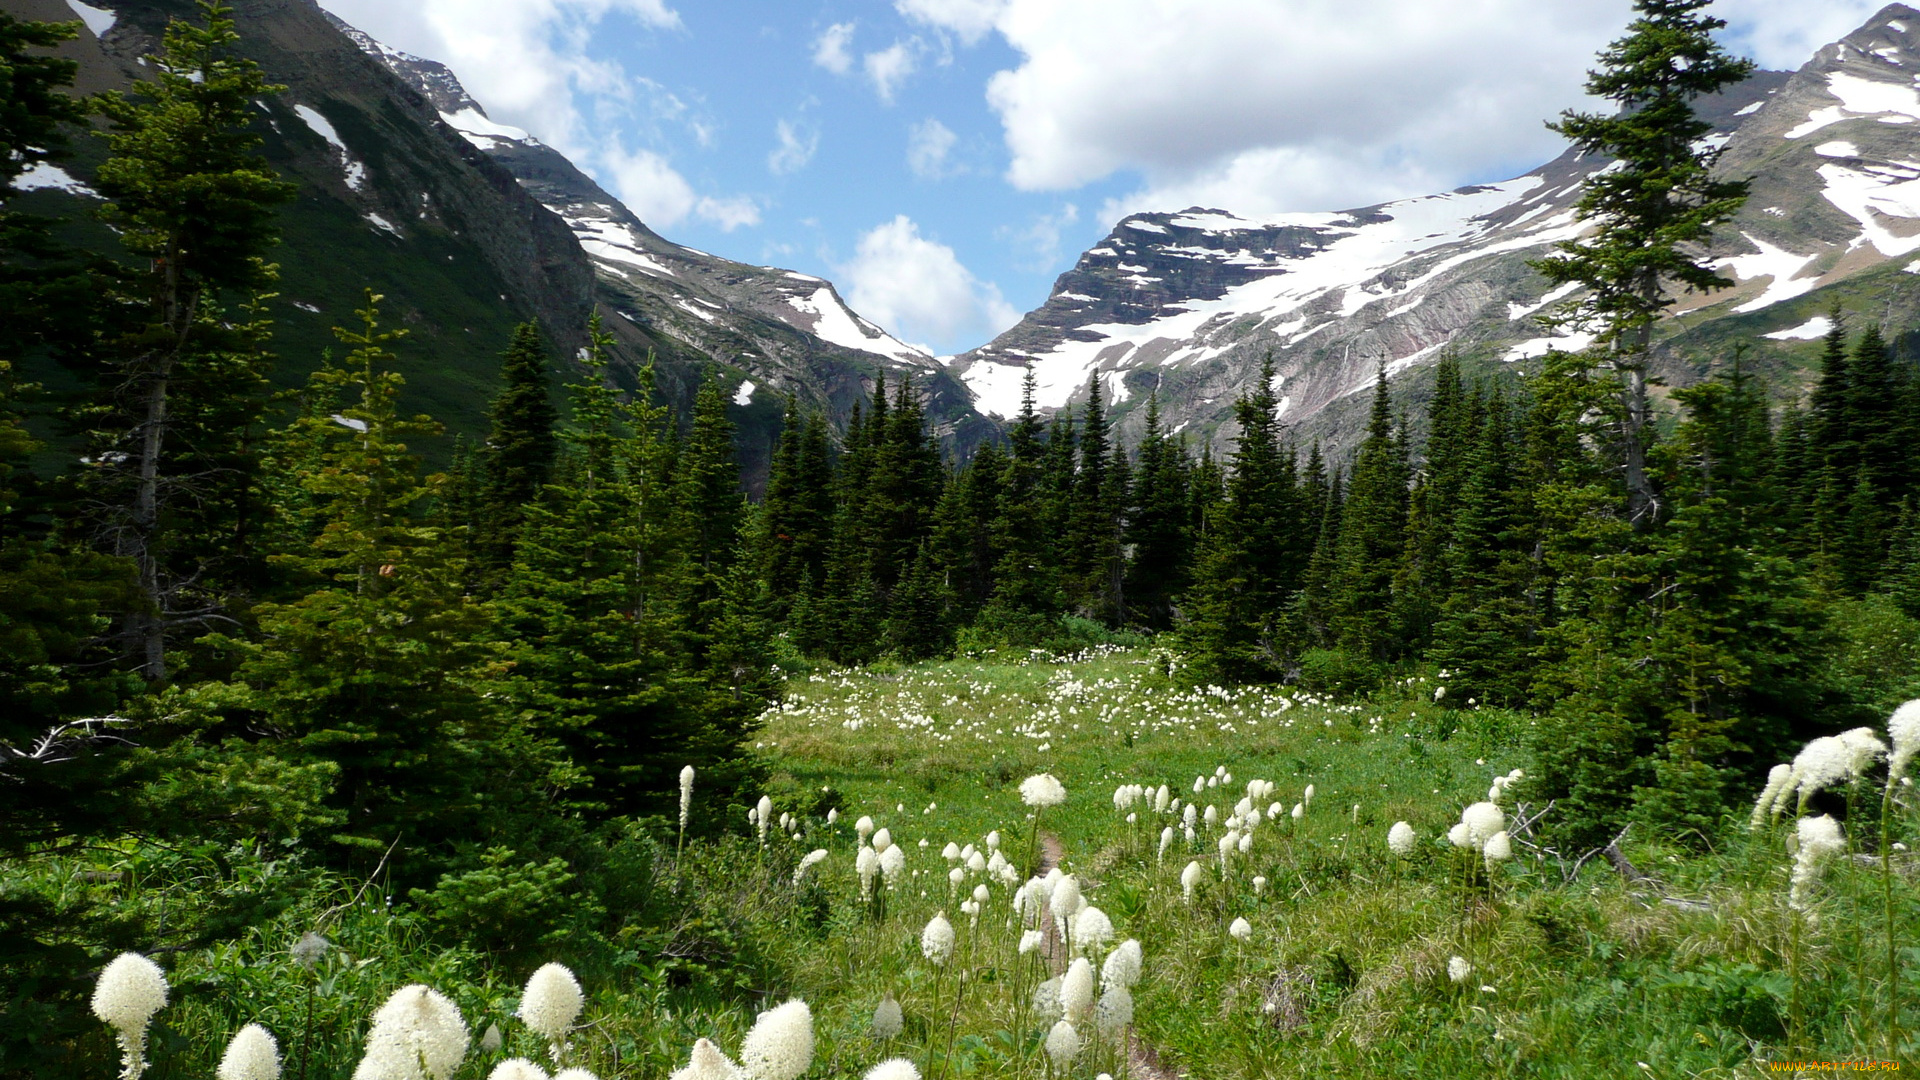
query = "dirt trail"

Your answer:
(1034, 832), (1179, 1080)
